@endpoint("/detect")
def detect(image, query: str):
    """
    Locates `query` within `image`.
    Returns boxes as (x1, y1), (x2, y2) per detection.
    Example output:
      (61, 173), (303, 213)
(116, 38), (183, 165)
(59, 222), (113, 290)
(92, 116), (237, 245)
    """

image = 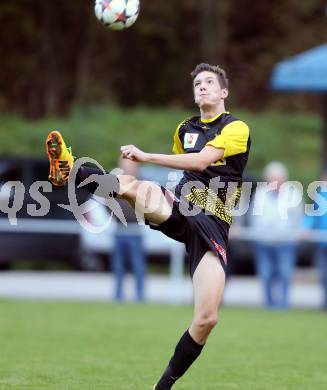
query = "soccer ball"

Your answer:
(94, 0), (140, 31)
